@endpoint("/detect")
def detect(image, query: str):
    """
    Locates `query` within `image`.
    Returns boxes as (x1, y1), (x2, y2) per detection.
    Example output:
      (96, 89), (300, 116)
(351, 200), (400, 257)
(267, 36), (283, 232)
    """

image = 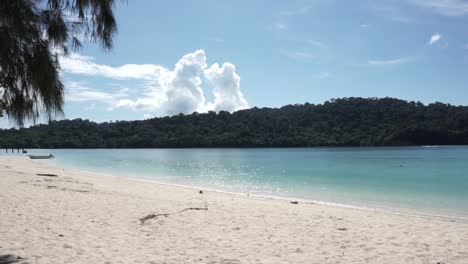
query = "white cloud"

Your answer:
(61, 50), (249, 116)
(204, 63), (249, 112)
(65, 81), (129, 111)
(60, 53), (162, 80)
(429, 34), (442, 45)
(112, 50), (208, 115)
(363, 57), (411, 66)
(160, 50), (208, 115)
(408, 0), (468, 16)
